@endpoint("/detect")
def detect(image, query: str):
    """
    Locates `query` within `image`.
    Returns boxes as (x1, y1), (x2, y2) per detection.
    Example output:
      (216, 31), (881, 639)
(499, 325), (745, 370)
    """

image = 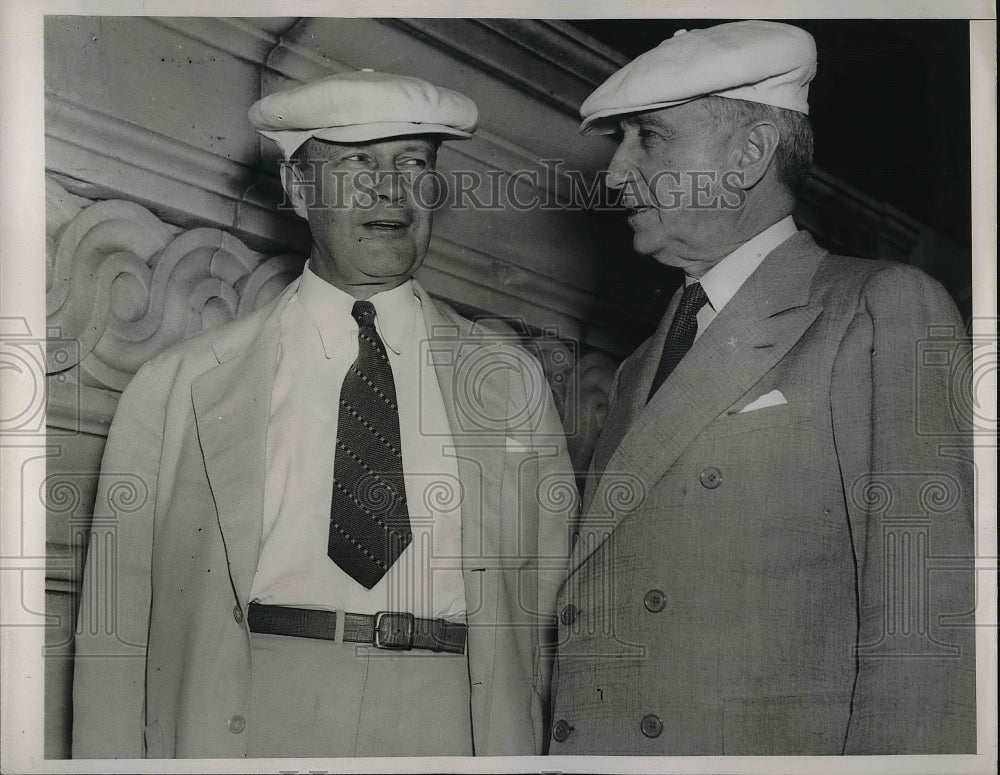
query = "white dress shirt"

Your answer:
(691, 215), (798, 339)
(250, 265), (465, 618)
